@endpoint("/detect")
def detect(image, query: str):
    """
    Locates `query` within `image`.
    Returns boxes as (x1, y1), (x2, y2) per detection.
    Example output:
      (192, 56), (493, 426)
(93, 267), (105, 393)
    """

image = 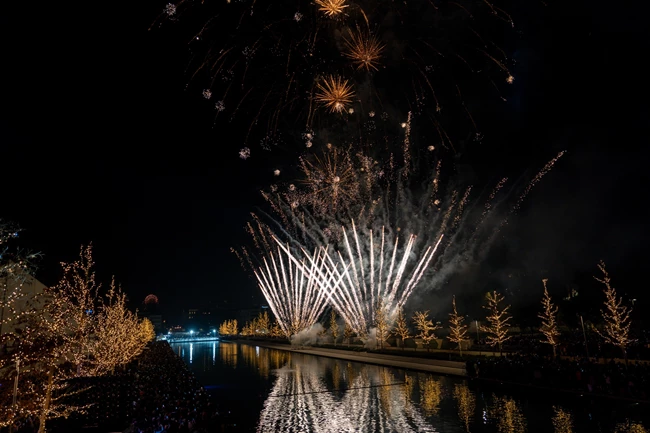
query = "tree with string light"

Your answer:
(413, 311), (439, 351)
(329, 310), (339, 346)
(593, 261), (635, 362)
(481, 291), (512, 355)
(343, 322), (353, 346)
(269, 321), (283, 338)
(539, 279), (560, 358)
(89, 280), (153, 376)
(392, 308), (410, 350)
(257, 310), (270, 334)
(447, 296), (468, 356)
(375, 299), (391, 349)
